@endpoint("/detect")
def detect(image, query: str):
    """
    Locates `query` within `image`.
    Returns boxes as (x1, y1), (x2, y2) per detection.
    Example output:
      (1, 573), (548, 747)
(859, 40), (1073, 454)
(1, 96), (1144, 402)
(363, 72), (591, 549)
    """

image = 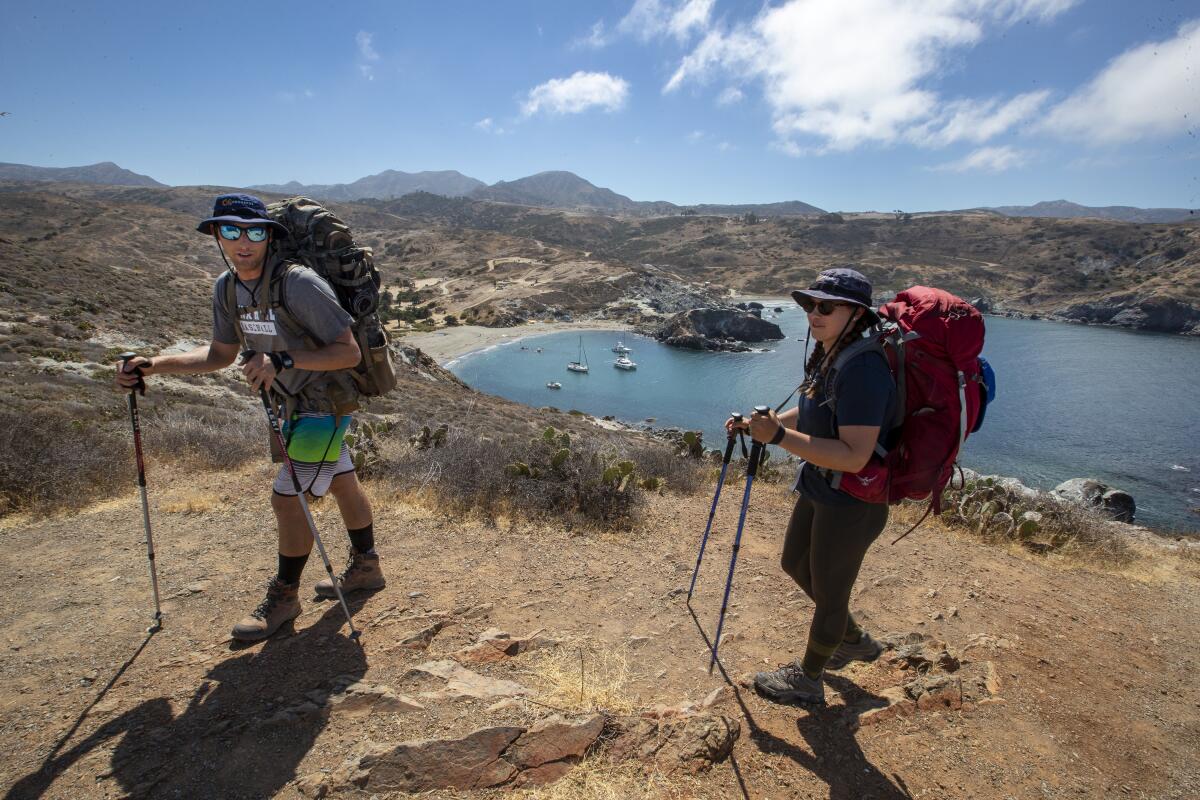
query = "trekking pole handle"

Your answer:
(118, 351), (146, 396)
